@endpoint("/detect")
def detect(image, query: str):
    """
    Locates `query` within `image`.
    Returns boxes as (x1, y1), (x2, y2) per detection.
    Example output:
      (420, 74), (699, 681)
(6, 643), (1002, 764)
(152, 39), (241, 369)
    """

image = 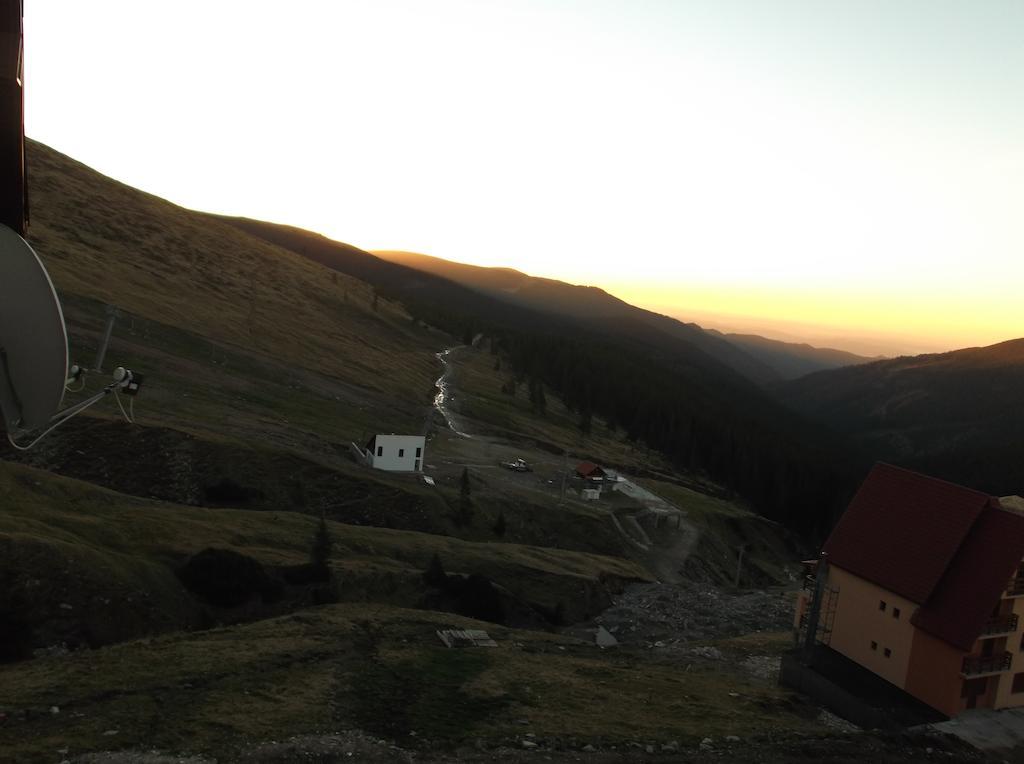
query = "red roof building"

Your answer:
(796, 463), (1024, 716)
(575, 461), (606, 480)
